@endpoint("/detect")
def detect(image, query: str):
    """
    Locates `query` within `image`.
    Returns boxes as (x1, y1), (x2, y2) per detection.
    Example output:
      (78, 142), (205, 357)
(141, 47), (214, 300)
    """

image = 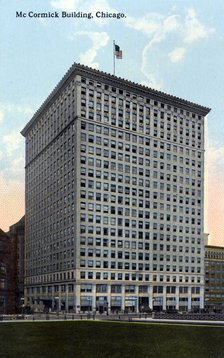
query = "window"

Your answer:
(96, 284), (107, 293)
(111, 285), (121, 293)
